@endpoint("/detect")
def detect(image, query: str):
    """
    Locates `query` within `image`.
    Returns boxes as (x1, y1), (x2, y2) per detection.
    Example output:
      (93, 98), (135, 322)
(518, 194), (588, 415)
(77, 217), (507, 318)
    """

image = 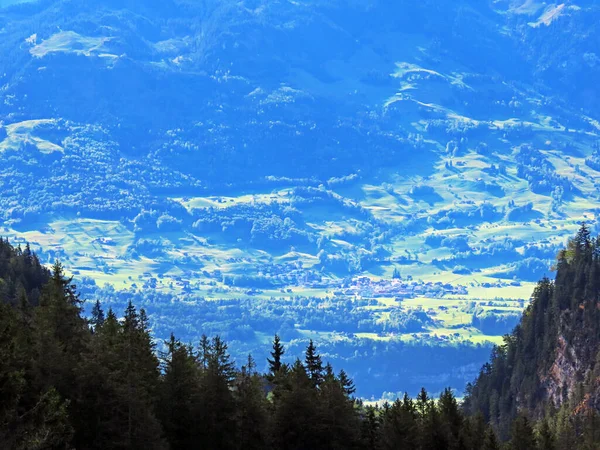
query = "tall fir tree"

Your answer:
(233, 355), (269, 450)
(267, 334), (285, 380)
(272, 359), (321, 450)
(317, 367), (362, 449)
(379, 395), (418, 450)
(481, 427), (501, 450)
(510, 415), (537, 450)
(536, 418), (555, 450)
(33, 262), (88, 405)
(338, 369), (356, 397)
(90, 299), (105, 331)
(73, 308), (126, 449)
(305, 339), (324, 388)
(197, 336), (237, 450)
(119, 302), (166, 449)
(361, 405), (380, 449)
(158, 333), (201, 450)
